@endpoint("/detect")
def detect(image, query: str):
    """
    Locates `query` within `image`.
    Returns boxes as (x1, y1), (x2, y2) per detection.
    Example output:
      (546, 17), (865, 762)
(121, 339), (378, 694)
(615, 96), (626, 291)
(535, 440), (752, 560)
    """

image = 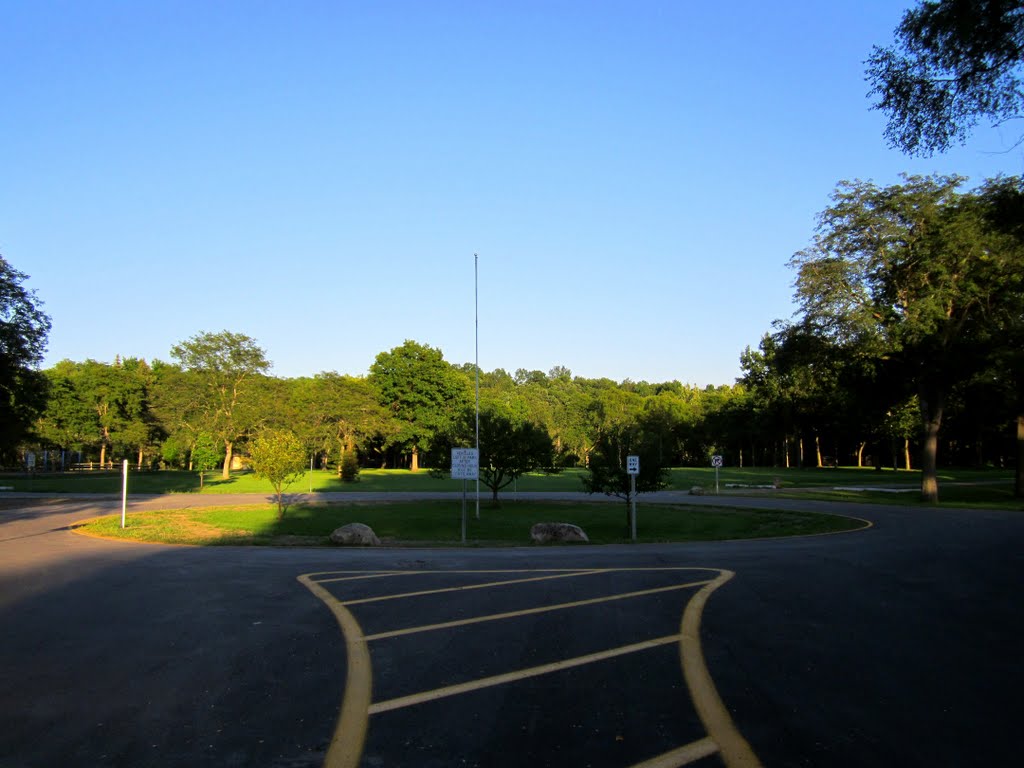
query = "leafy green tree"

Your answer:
(0, 256), (51, 462)
(467, 405), (556, 503)
(867, 0), (1024, 156)
(170, 331), (271, 479)
(581, 424), (668, 532)
(791, 174), (1024, 501)
(248, 428), (307, 519)
(369, 340), (471, 471)
(191, 432), (221, 489)
(36, 363), (94, 461)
